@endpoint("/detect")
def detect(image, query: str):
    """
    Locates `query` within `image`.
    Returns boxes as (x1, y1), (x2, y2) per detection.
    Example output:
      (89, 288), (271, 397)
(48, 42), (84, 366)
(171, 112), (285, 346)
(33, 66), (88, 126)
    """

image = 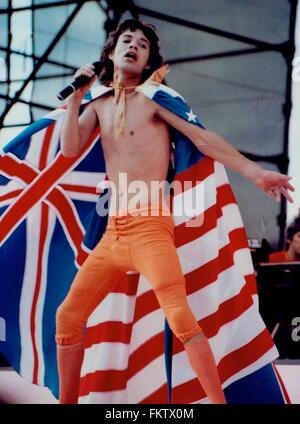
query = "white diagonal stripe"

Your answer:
(61, 171), (105, 188)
